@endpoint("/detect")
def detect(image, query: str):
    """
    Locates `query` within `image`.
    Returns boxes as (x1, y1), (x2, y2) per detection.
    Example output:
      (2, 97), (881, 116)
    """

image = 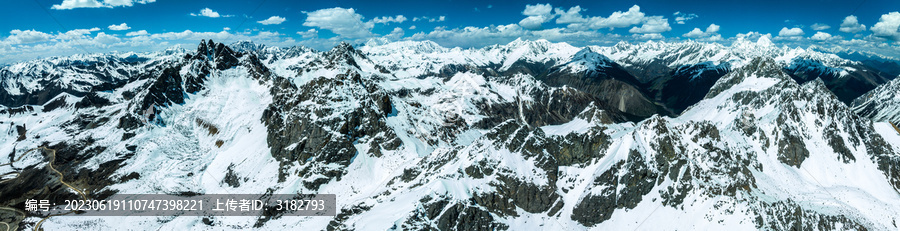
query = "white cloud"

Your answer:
(297, 29), (318, 39)
(589, 5), (646, 29)
(778, 27), (804, 37)
(191, 8), (232, 18)
(108, 23), (130, 31)
(409, 25), (416, 30)
(554, 6), (586, 24)
(811, 23), (831, 30)
(5, 30), (52, 44)
(52, 0), (155, 10)
(410, 24), (525, 47)
(413, 16), (446, 22)
(258, 16), (286, 25)
(522, 3), (552, 16)
(706, 24), (720, 33)
(102, 0), (154, 7)
(634, 33), (663, 40)
(810, 31), (832, 41)
(839, 15), (866, 33)
(56, 28), (101, 40)
(628, 16), (670, 34)
(125, 30), (148, 36)
(557, 5), (660, 32)
(673, 11), (698, 24)
(682, 23), (720, 39)
(519, 16), (550, 30)
(736, 31), (773, 41)
(386, 27), (404, 40)
(518, 3), (555, 30)
(683, 28), (704, 38)
(372, 15), (407, 24)
(148, 30), (231, 41)
(93, 32), (120, 44)
(871, 12), (900, 42)
(303, 8), (373, 39)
